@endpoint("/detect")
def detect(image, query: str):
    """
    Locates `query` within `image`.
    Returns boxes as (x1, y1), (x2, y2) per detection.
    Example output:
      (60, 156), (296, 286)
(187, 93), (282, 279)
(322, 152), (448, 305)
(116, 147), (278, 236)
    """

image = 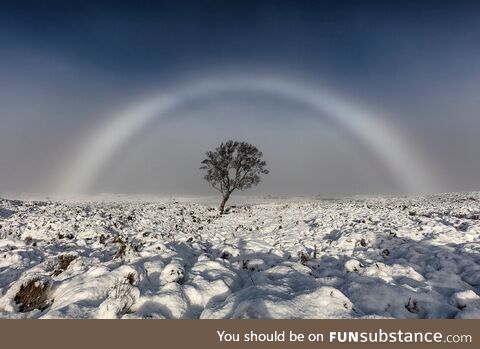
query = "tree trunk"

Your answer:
(219, 193), (230, 214)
